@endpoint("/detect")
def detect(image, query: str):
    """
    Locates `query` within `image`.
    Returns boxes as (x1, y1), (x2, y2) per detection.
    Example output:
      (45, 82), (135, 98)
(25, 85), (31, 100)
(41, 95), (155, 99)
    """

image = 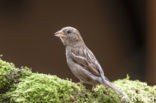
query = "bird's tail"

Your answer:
(101, 77), (130, 102)
(101, 77), (125, 96)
